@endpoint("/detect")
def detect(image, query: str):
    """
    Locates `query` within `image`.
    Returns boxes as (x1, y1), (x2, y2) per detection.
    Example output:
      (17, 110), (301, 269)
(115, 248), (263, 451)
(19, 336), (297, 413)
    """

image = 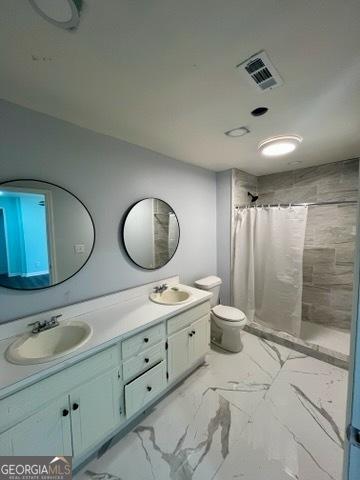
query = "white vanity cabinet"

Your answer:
(0, 298), (210, 464)
(0, 345), (123, 457)
(70, 367), (123, 457)
(0, 396), (72, 456)
(167, 302), (210, 381)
